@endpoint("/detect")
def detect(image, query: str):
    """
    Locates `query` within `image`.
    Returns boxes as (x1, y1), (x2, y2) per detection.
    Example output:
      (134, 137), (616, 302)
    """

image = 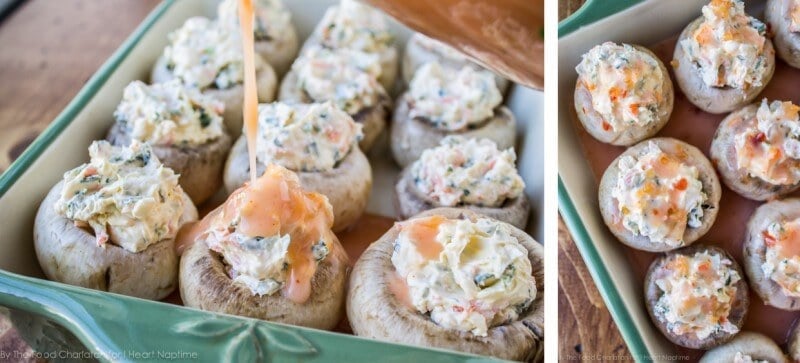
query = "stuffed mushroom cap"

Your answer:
(179, 164), (348, 329)
(395, 136), (529, 229)
(300, 0), (398, 91)
(150, 17), (277, 138)
(278, 46), (391, 152)
(574, 42), (674, 146)
(108, 121), (232, 205)
(107, 80), (233, 205)
(743, 198), (800, 310)
(699, 331), (788, 363)
(599, 137), (721, 252)
(710, 100), (800, 201)
(672, 1), (775, 114)
(223, 102), (372, 233)
(390, 97), (516, 168)
(35, 182), (196, 300)
(216, 0), (299, 76)
(34, 142), (198, 300)
(766, 0), (800, 69)
(151, 55), (277, 139)
(644, 245), (749, 350)
(179, 229), (347, 329)
(348, 208), (543, 361)
(402, 32), (509, 93)
(390, 61), (514, 167)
